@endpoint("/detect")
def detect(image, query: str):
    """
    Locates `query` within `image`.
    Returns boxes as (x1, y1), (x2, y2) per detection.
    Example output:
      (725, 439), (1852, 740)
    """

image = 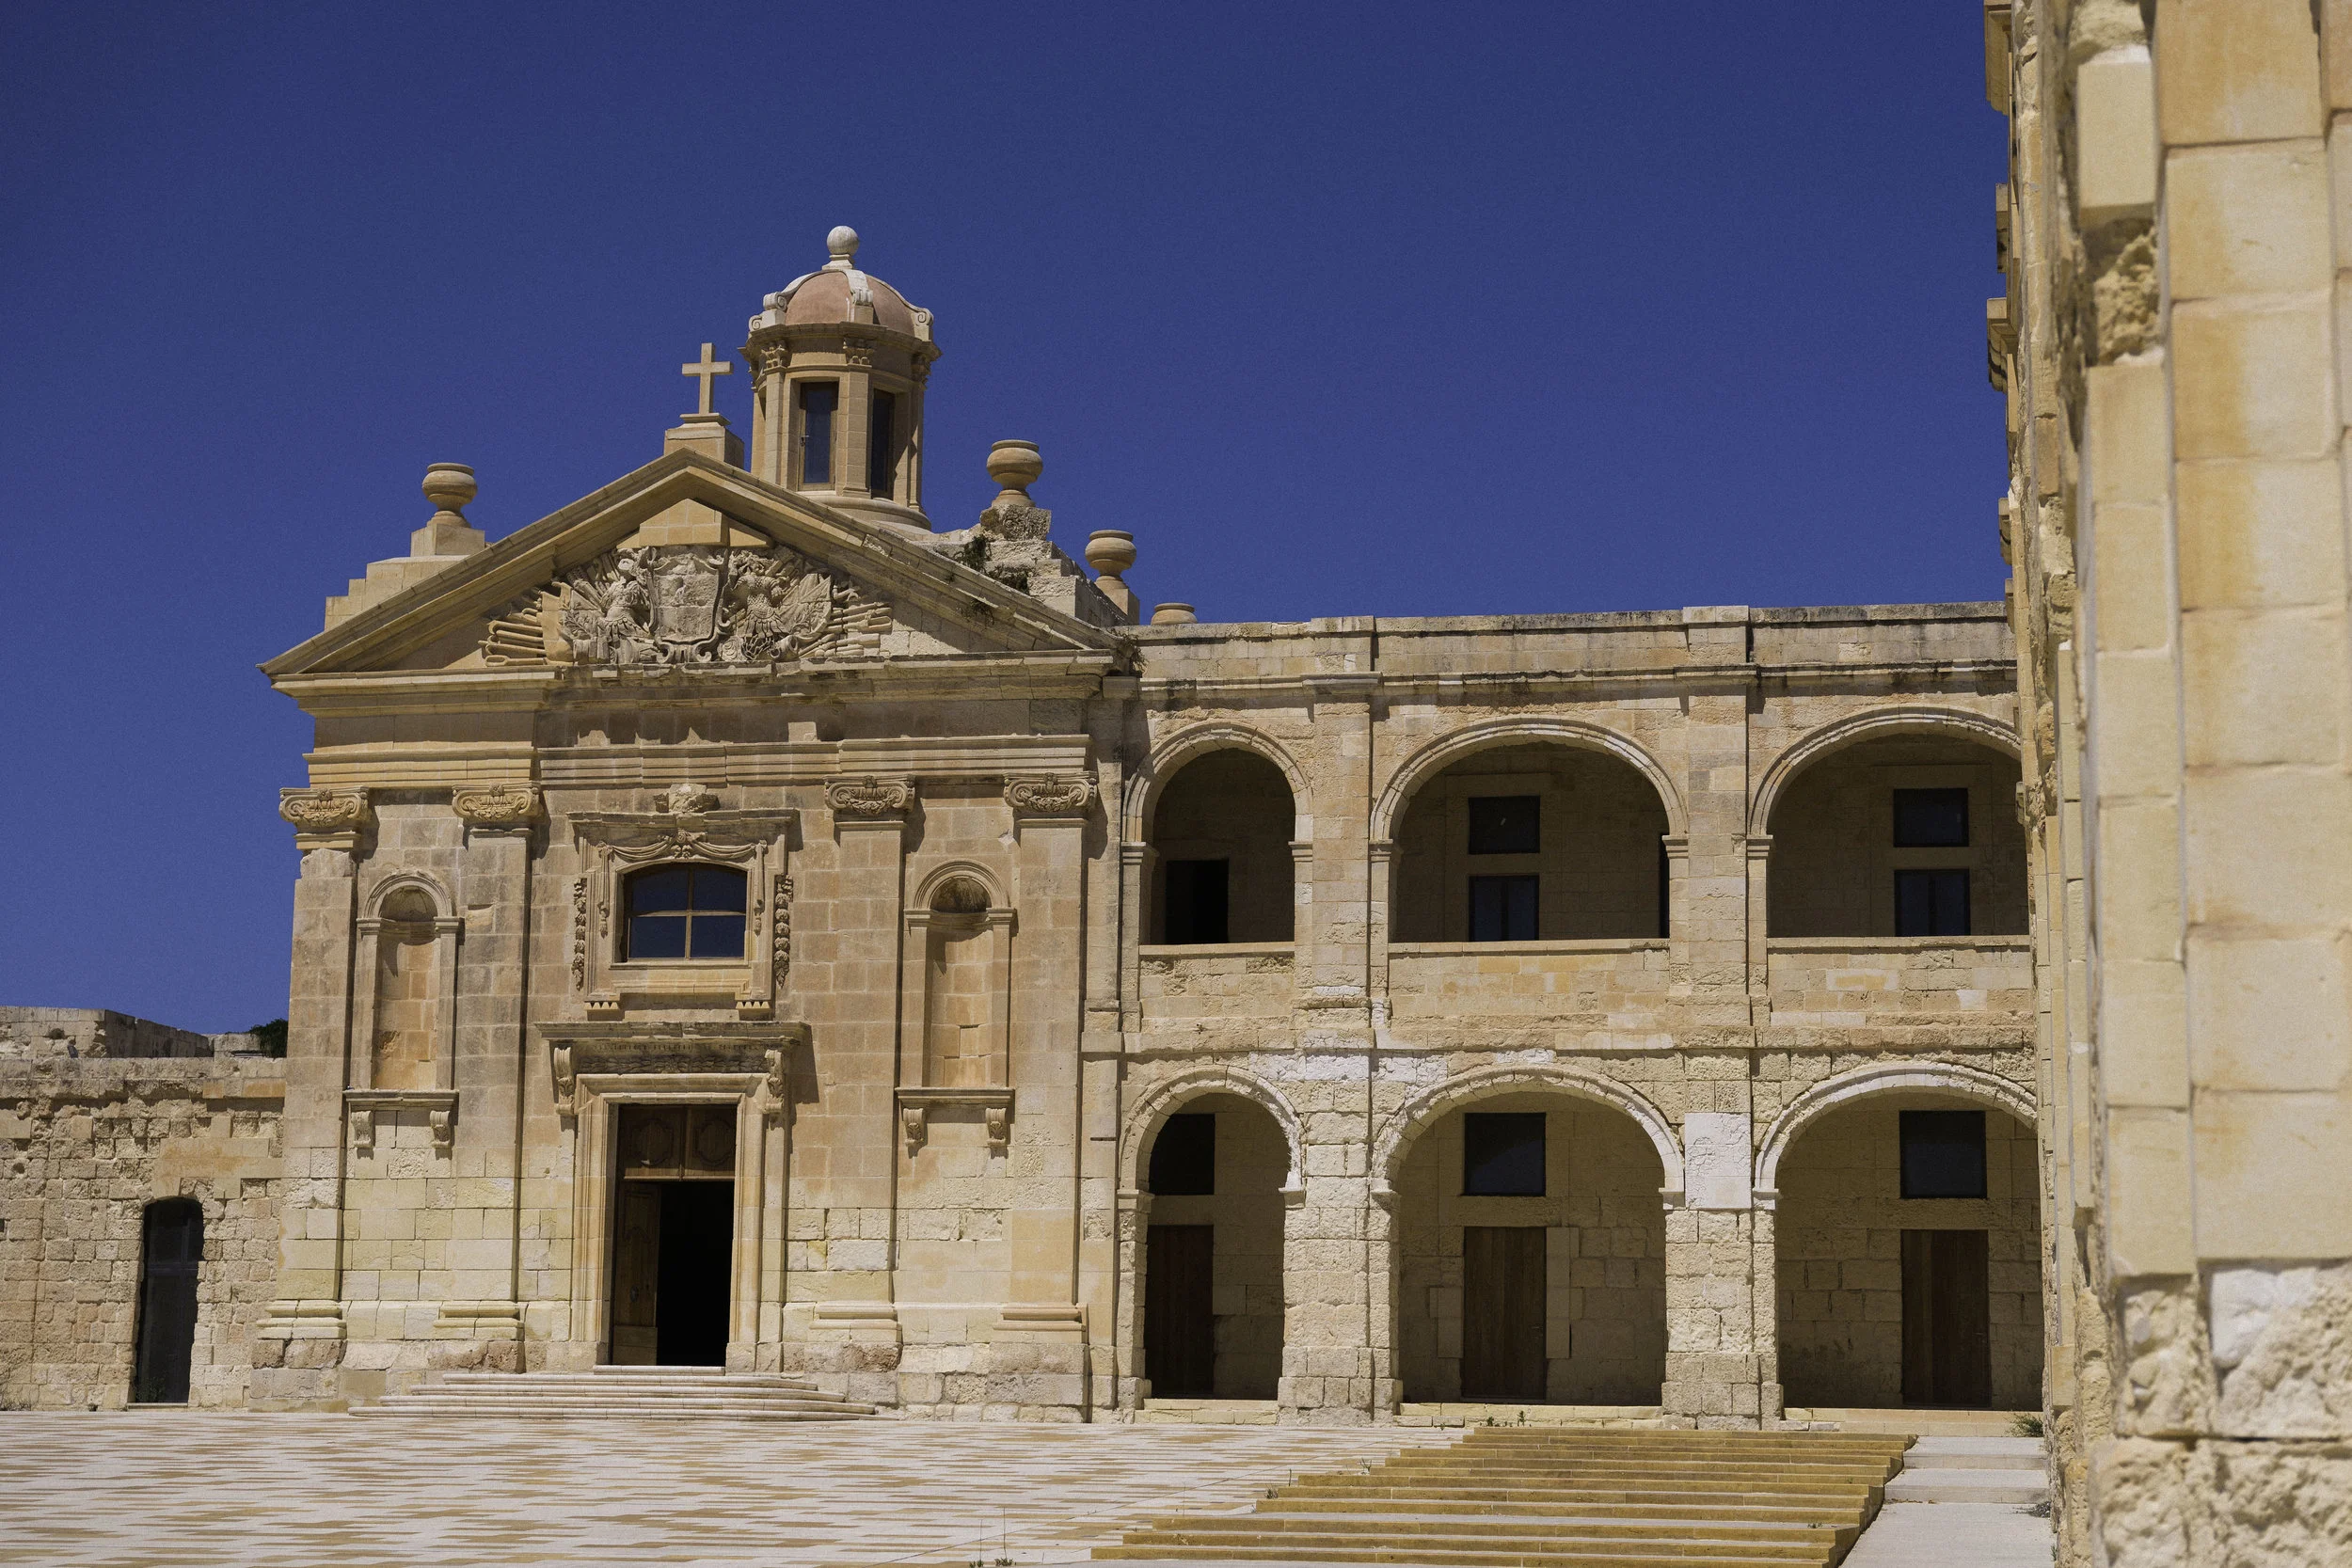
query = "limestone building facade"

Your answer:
(8, 229), (2047, 1437)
